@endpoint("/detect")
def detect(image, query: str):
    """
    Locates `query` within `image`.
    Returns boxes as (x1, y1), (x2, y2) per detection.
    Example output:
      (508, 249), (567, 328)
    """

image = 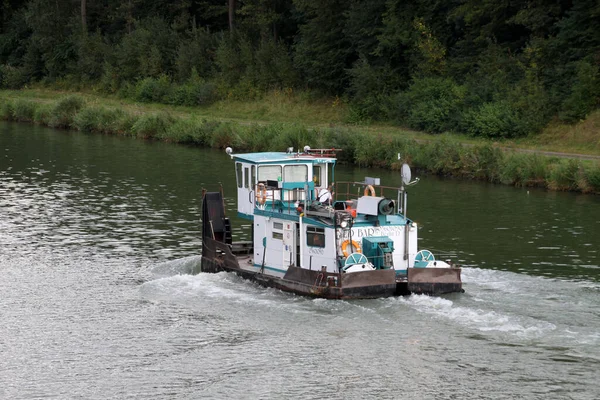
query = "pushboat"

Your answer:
(200, 147), (462, 299)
